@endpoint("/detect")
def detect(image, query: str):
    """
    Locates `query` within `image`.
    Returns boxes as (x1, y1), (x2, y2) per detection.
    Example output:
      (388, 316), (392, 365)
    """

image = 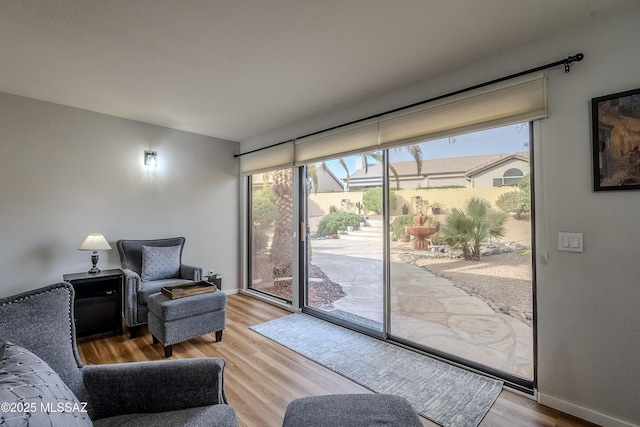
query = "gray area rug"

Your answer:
(250, 313), (503, 427)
